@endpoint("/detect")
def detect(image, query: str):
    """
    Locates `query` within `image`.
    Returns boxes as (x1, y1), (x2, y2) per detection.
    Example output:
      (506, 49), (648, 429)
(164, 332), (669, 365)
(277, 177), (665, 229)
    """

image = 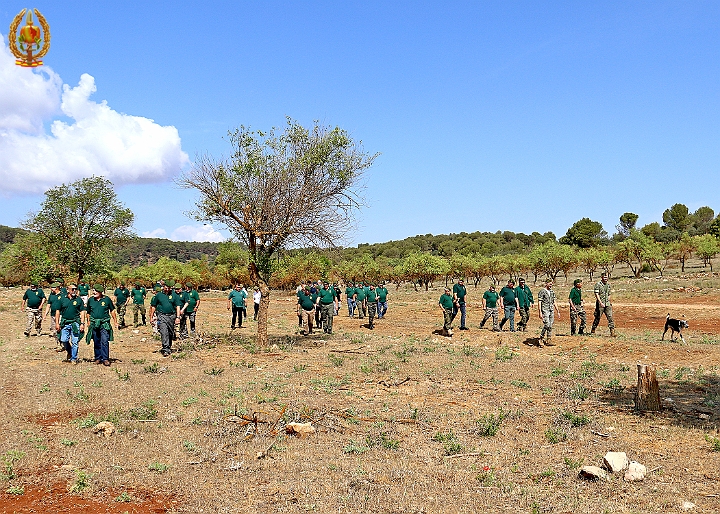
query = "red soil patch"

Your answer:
(0, 483), (175, 513)
(26, 410), (90, 429)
